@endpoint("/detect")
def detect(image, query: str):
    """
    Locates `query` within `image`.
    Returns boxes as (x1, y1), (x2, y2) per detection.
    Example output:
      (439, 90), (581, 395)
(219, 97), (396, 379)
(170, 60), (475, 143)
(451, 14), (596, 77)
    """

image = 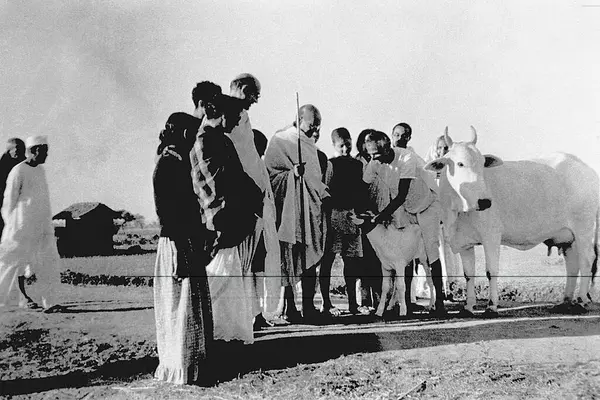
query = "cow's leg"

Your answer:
(460, 247), (476, 315)
(482, 239), (500, 316)
(376, 268), (392, 317)
(574, 231), (594, 306)
(441, 225), (462, 300)
(563, 244), (579, 304)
